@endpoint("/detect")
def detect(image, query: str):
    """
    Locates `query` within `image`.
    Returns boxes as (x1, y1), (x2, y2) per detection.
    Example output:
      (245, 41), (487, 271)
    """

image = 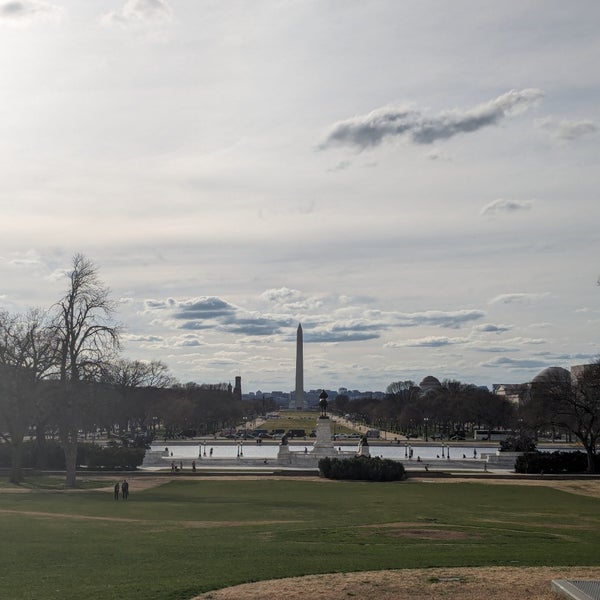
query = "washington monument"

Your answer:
(291, 323), (305, 409)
